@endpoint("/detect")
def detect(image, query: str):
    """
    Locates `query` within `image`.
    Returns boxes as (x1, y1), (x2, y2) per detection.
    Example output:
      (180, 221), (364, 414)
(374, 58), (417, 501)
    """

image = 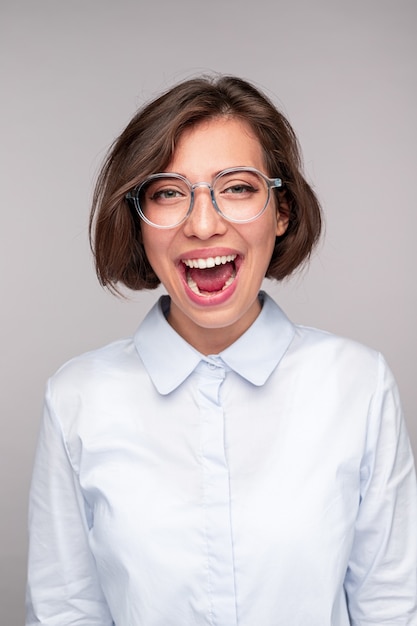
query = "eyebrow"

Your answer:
(161, 166), (253, 180)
